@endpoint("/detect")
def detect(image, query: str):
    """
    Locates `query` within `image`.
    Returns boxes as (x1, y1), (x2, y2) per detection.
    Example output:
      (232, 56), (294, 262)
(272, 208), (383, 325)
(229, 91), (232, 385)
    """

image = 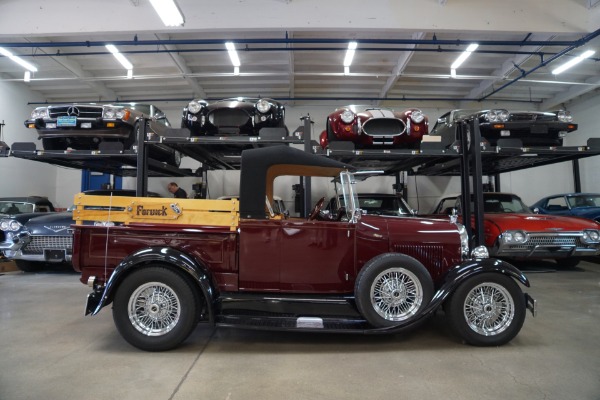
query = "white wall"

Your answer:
(0, 78), (62, 206)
